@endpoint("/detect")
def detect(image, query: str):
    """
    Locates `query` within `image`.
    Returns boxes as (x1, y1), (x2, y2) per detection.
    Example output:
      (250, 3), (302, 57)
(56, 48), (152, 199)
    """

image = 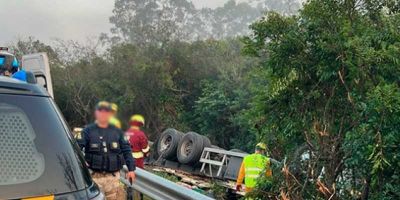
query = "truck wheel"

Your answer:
(202, 136), (212, 149)
(157, 128), (183, 160)
(177, 132), (206, 164)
